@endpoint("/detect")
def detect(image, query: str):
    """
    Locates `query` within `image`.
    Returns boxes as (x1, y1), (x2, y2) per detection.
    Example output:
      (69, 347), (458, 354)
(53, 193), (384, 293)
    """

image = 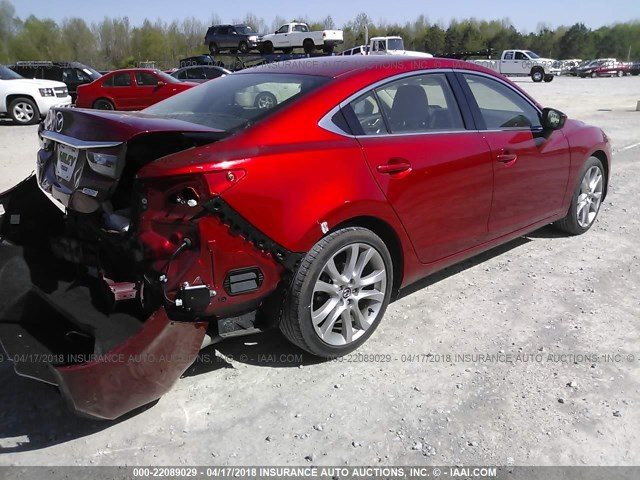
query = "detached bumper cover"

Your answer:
(0, 177), (207, 420)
